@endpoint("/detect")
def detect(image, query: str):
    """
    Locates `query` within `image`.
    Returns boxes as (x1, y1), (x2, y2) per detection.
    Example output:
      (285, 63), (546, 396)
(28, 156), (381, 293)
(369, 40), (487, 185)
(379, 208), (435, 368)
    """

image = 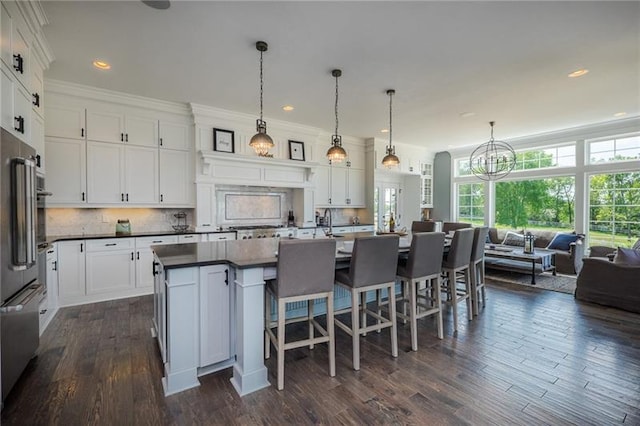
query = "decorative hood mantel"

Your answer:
(199, 150), (318, 188)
